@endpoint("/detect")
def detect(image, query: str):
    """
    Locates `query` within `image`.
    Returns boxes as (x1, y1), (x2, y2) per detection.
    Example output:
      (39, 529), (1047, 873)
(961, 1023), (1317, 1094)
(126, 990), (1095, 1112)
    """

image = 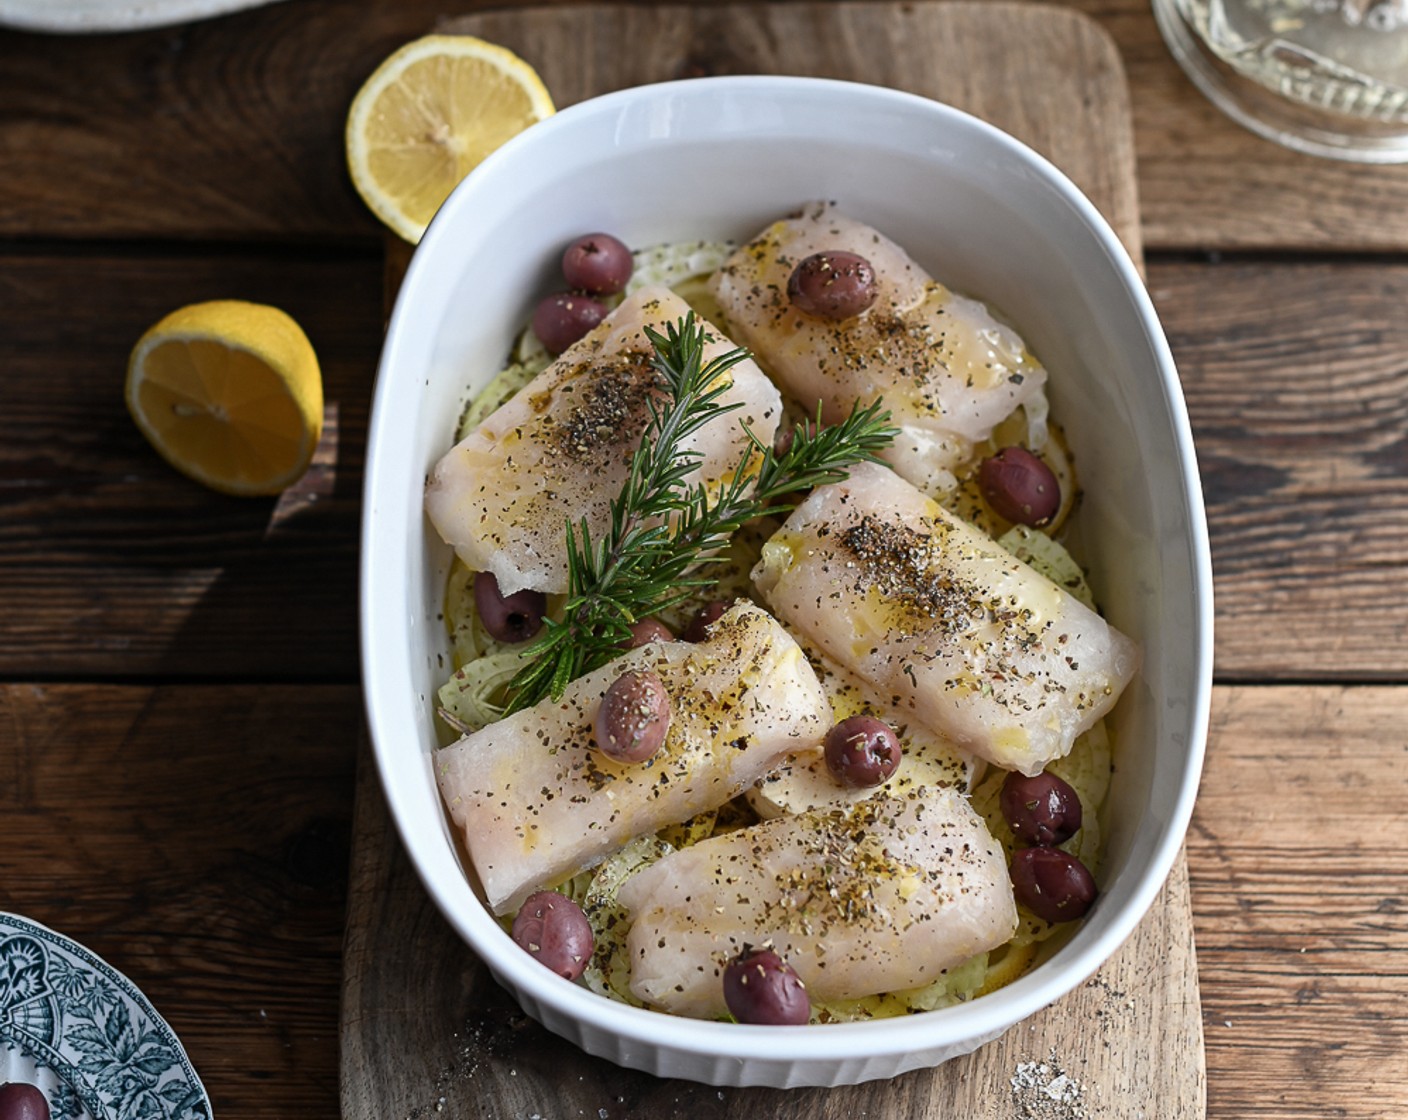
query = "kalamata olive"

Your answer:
(1010, 847), (1098, 923)
(823, 715), (902, 788)
(594, 670), (671, 763)
(1000, 769), (1083, 847)
(681, 599), (731, 642)
(623, 617), (674, 649)
(0, 1084), (50, 1120)
(510, 890), (594, 980)
(722, 946), (810, 1025)
(561, 233), (633, 295)
(786, 251), (878, 321)
(532, 292), (607, 355)
(978, 446), (1061, 527)
(473, 571), (546, 644)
